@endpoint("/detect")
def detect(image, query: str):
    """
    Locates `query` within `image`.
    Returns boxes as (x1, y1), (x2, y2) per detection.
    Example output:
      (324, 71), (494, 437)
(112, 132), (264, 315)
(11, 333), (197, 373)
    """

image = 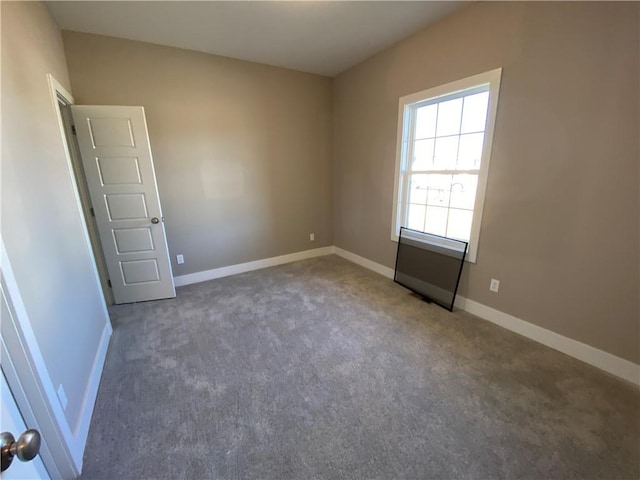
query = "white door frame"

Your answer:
(48, 74), (114, 306)
(0, 74), (115, 478)
(1, 238), (78, 479)
(0, 369), (50, 479)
